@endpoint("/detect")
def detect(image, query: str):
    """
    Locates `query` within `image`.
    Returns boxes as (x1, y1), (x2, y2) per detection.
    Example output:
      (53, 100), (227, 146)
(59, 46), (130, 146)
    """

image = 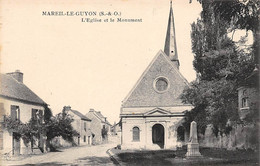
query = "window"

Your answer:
(0, 131), (3, 150)
(84, 136), (86, 142)
(0, 103), (4, 150)
(153, 77), (169, 93)
(0, 103), (5, 123)
(32, 109), (43, 124)
(84, 122), (87, 131)
(156, 79), (168, 91)
(243, 89), (247, 95)
(11, 105), (20, 121)
(242, 97), (249, 108)
(177, 126), (185, 142)
(132, 127), (140, 141)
